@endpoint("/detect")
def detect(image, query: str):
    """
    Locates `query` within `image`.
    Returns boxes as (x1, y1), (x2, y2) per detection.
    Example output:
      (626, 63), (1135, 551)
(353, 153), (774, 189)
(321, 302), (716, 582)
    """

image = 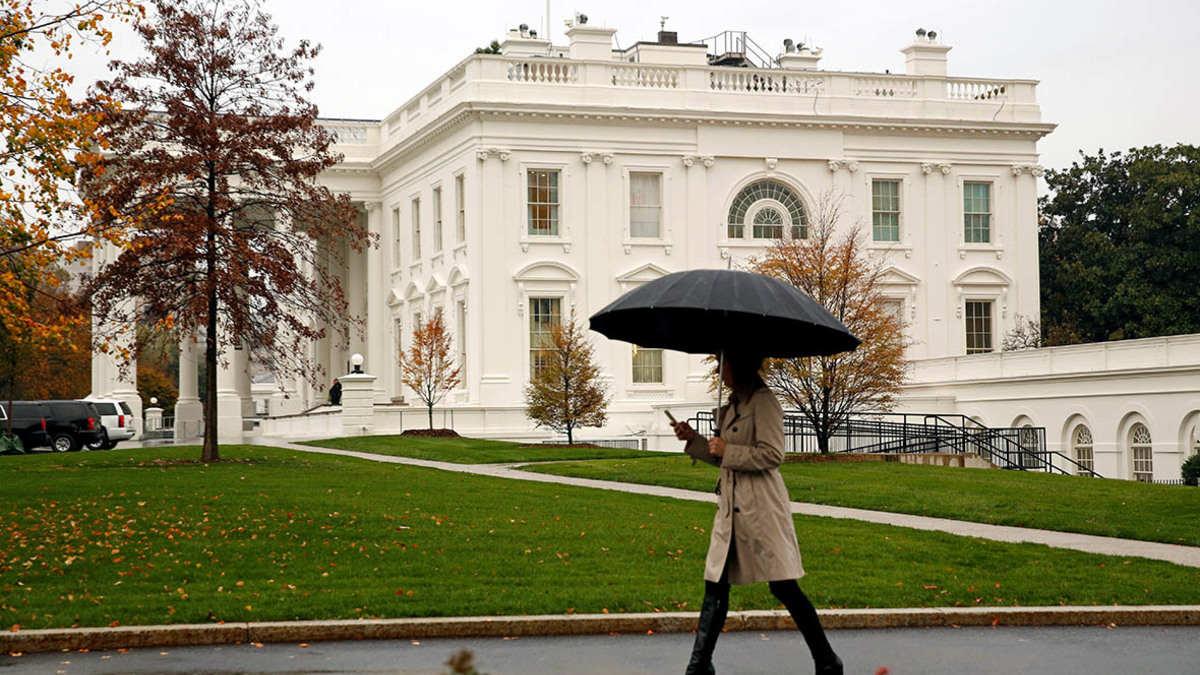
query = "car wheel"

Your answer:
(101, 440), (118, 450)
(87, 431), (109, 451)
(52, 433), (79, 453)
